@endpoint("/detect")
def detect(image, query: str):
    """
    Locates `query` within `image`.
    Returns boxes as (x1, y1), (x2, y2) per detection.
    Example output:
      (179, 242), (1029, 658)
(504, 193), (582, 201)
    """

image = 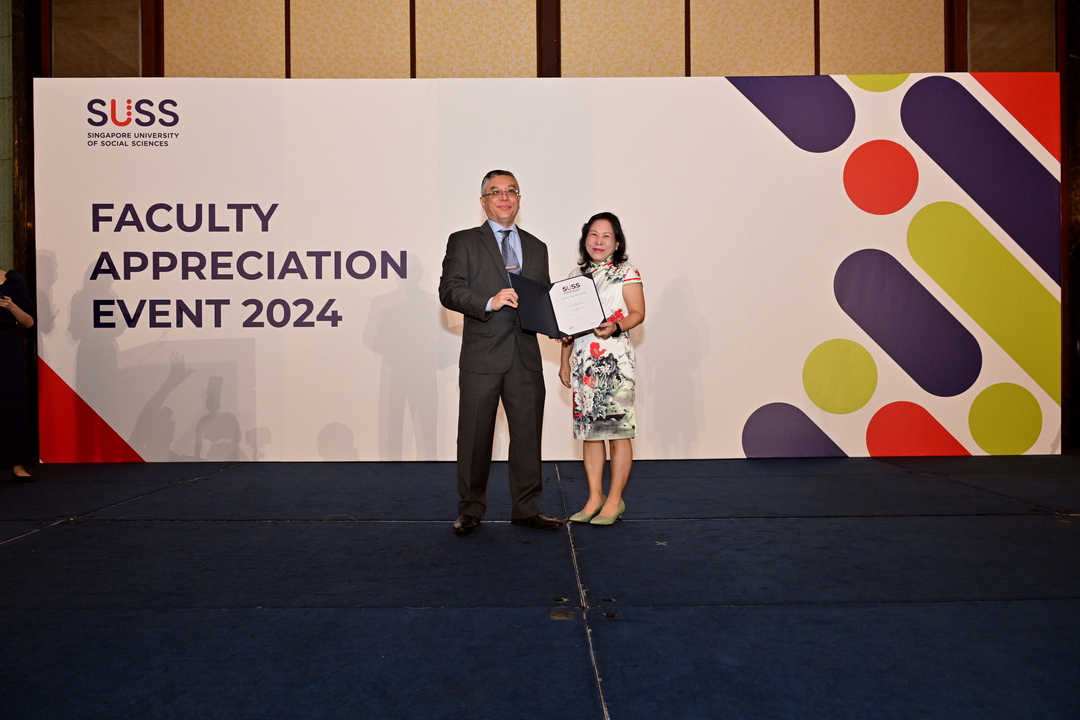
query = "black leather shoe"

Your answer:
(453, 515), (480, 535)
(510, 513), (563, 530)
